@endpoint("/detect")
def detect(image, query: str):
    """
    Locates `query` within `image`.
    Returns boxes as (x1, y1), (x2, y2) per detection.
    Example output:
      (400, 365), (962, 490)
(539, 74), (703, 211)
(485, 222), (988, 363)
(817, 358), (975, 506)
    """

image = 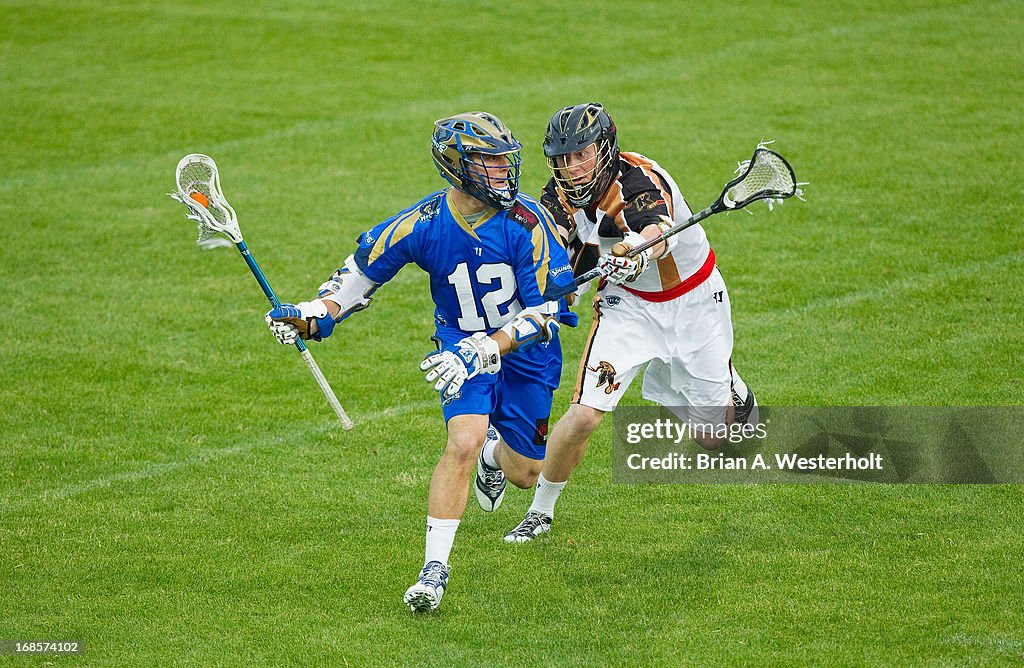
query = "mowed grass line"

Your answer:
(3, 417), (1022, 665)
(0, 399), (439, 518)
(4, 247), (1018, 518)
